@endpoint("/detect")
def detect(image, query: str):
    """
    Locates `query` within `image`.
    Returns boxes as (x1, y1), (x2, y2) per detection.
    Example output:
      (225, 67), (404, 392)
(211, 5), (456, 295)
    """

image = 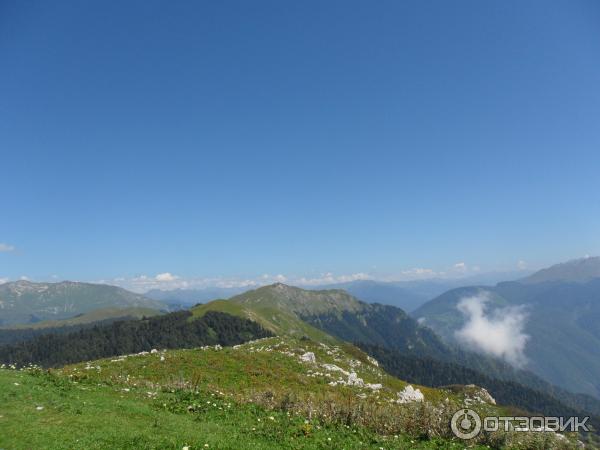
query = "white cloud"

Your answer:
(261, 274), (287, 283)
(517, 260), (527, 270)
(155, 272), (179, 282)
(106, 271), (374, 293)
(0, 243), (15, 252)
(294, 272), (370, 286)
(454, 292), (529, 367)
(109, 274), (262, 293)
(0, 277), (8, 284)
(101, 262), (508, 294)
(400, 268), (437, 279)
